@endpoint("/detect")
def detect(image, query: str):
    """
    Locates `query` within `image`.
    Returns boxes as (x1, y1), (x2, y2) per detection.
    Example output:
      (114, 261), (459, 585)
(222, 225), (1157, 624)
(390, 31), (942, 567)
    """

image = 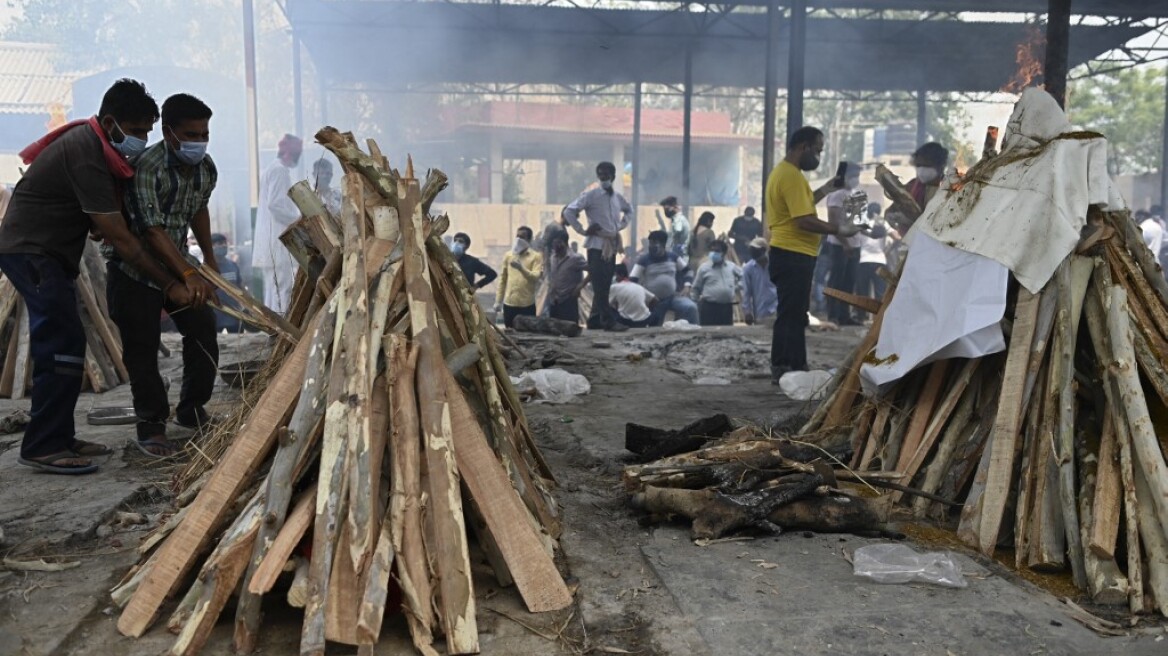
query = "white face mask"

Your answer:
(513, 238), (530, 254)
(915, 166), (939, 184)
